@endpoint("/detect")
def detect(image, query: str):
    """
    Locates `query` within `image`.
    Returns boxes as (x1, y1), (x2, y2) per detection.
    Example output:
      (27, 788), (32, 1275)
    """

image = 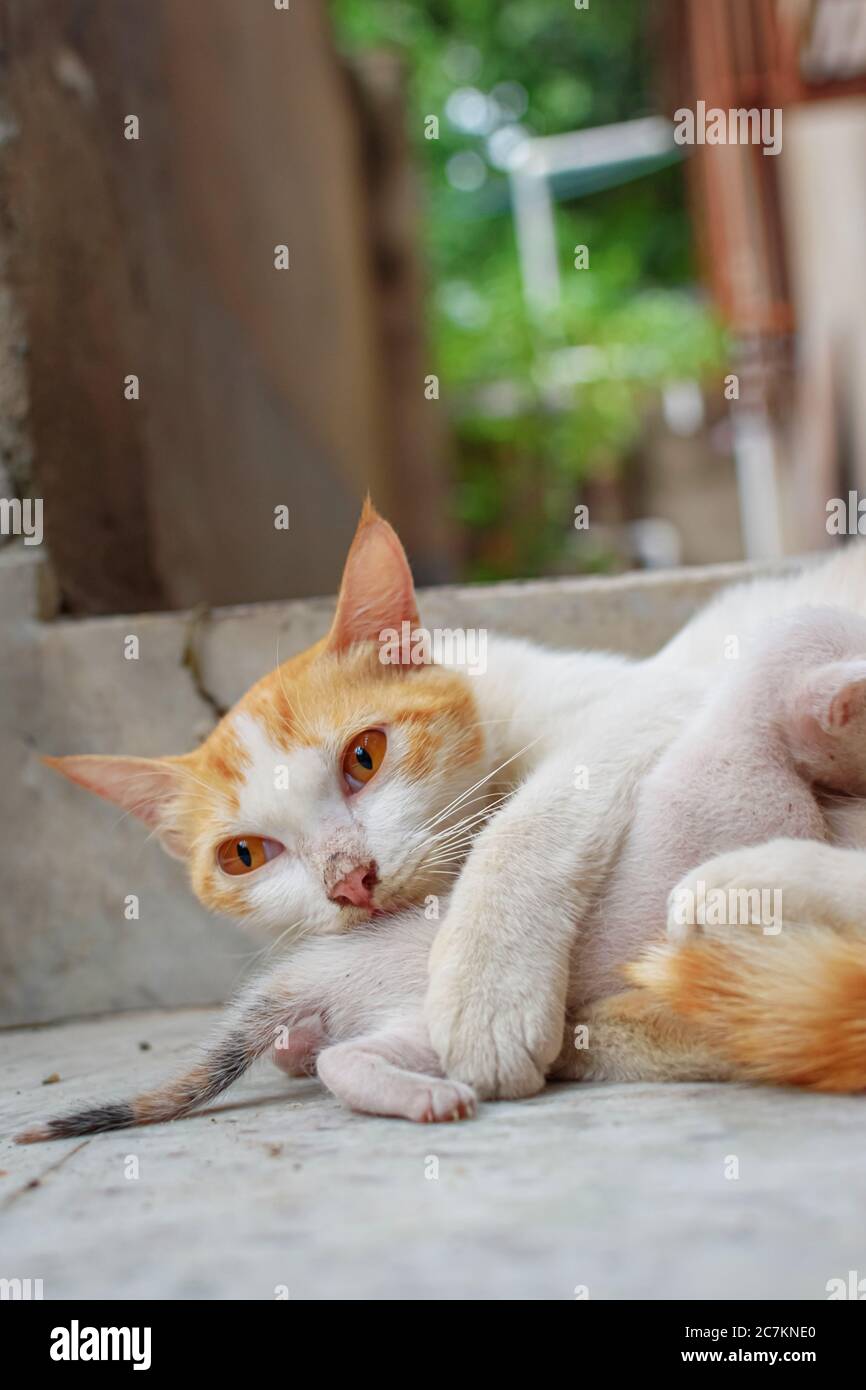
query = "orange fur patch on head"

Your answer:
(320, 645), (483, 777)
(192, 866), (253, 919)
(630, 932), (866, 1093)
(235, 640), (326, 752)
(213, 639), (483, 770)
(192, 717), (250, 808)
(391, 686), (482, 780)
